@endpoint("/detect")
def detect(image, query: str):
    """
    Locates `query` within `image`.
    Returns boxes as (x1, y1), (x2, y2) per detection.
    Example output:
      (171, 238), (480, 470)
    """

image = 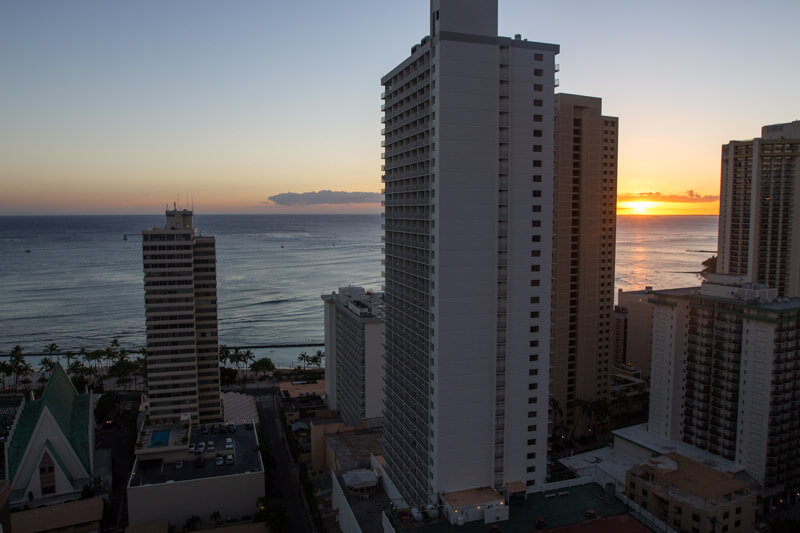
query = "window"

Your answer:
(533, 160), (542, 167)
(529, 354), (538, 361)
(532, 190), (542, 197)
(534, 68), (543, 76)
(534, 99), (543, 107)
(533, 129), (542, 137)
(526, 466), (536, 473)
(533, 175), (542, 182)
(534, 53), (543, 60)
(534, 84), (543, 91)
(533, 114), (543, 122)
(533, 145), (542, 152)
(692, 513), (700, 522)
(39, 452), (56, 495)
